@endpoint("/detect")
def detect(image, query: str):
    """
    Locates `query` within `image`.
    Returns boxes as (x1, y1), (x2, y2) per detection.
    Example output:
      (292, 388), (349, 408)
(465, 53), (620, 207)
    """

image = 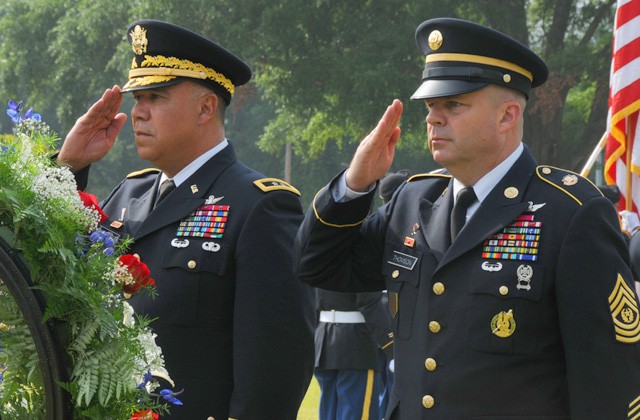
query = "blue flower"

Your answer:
(23, 108), (41, 122)
(159, 389), (183, 406)
(7, 100), (22, 124)
(0, 145), (13, 155)
(136, 371), (153, 390)
(81, 229), (117, 257)
(6, 100), (41, 124)
(89, 231), (104, 243)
